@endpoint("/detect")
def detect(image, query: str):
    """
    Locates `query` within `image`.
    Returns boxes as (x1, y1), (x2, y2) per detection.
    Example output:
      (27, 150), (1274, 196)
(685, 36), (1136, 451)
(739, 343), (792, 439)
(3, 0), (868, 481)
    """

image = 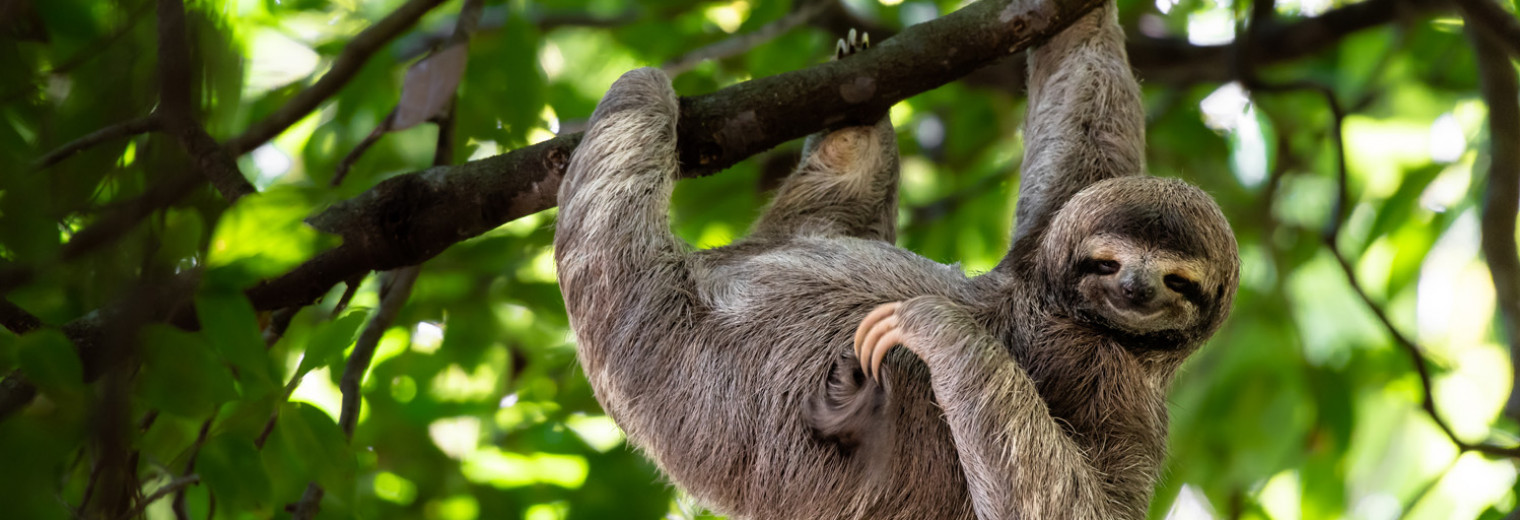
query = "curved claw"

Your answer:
(833, 29), (872, 61)
(853, 302), (903, 381)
